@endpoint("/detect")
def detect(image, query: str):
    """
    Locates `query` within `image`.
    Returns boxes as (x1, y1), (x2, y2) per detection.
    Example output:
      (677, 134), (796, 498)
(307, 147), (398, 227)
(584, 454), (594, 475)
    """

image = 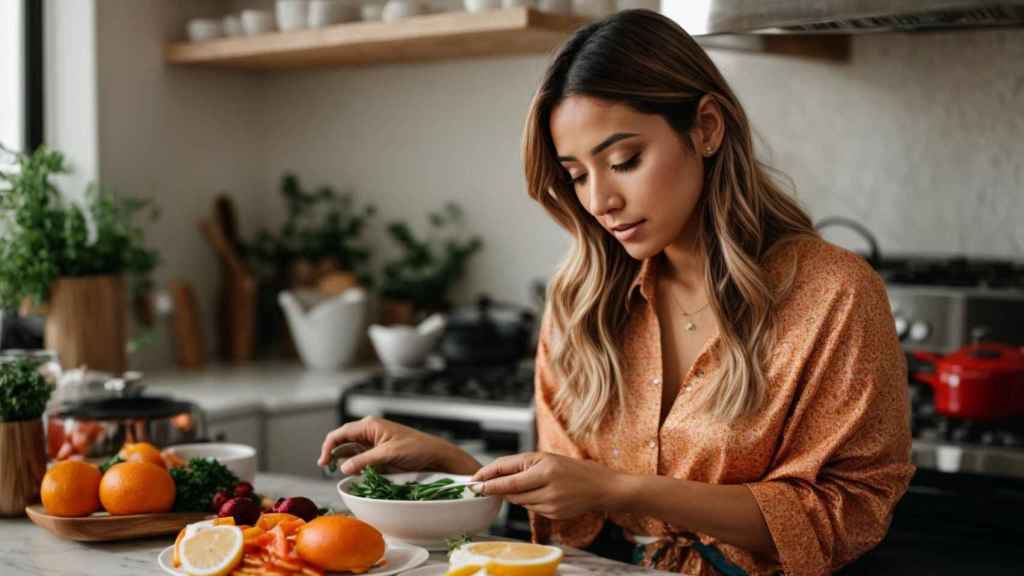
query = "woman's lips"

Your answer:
(611, 220), (645, 241)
